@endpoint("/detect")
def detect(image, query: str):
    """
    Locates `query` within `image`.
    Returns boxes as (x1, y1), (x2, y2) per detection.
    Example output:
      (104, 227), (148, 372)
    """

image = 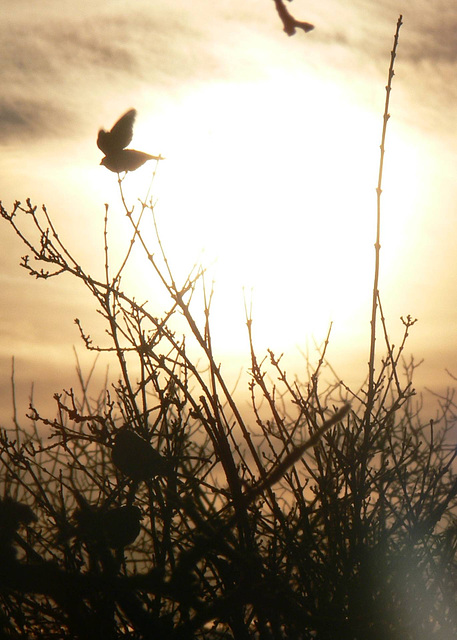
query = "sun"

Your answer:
(106, 70), (424, 356)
